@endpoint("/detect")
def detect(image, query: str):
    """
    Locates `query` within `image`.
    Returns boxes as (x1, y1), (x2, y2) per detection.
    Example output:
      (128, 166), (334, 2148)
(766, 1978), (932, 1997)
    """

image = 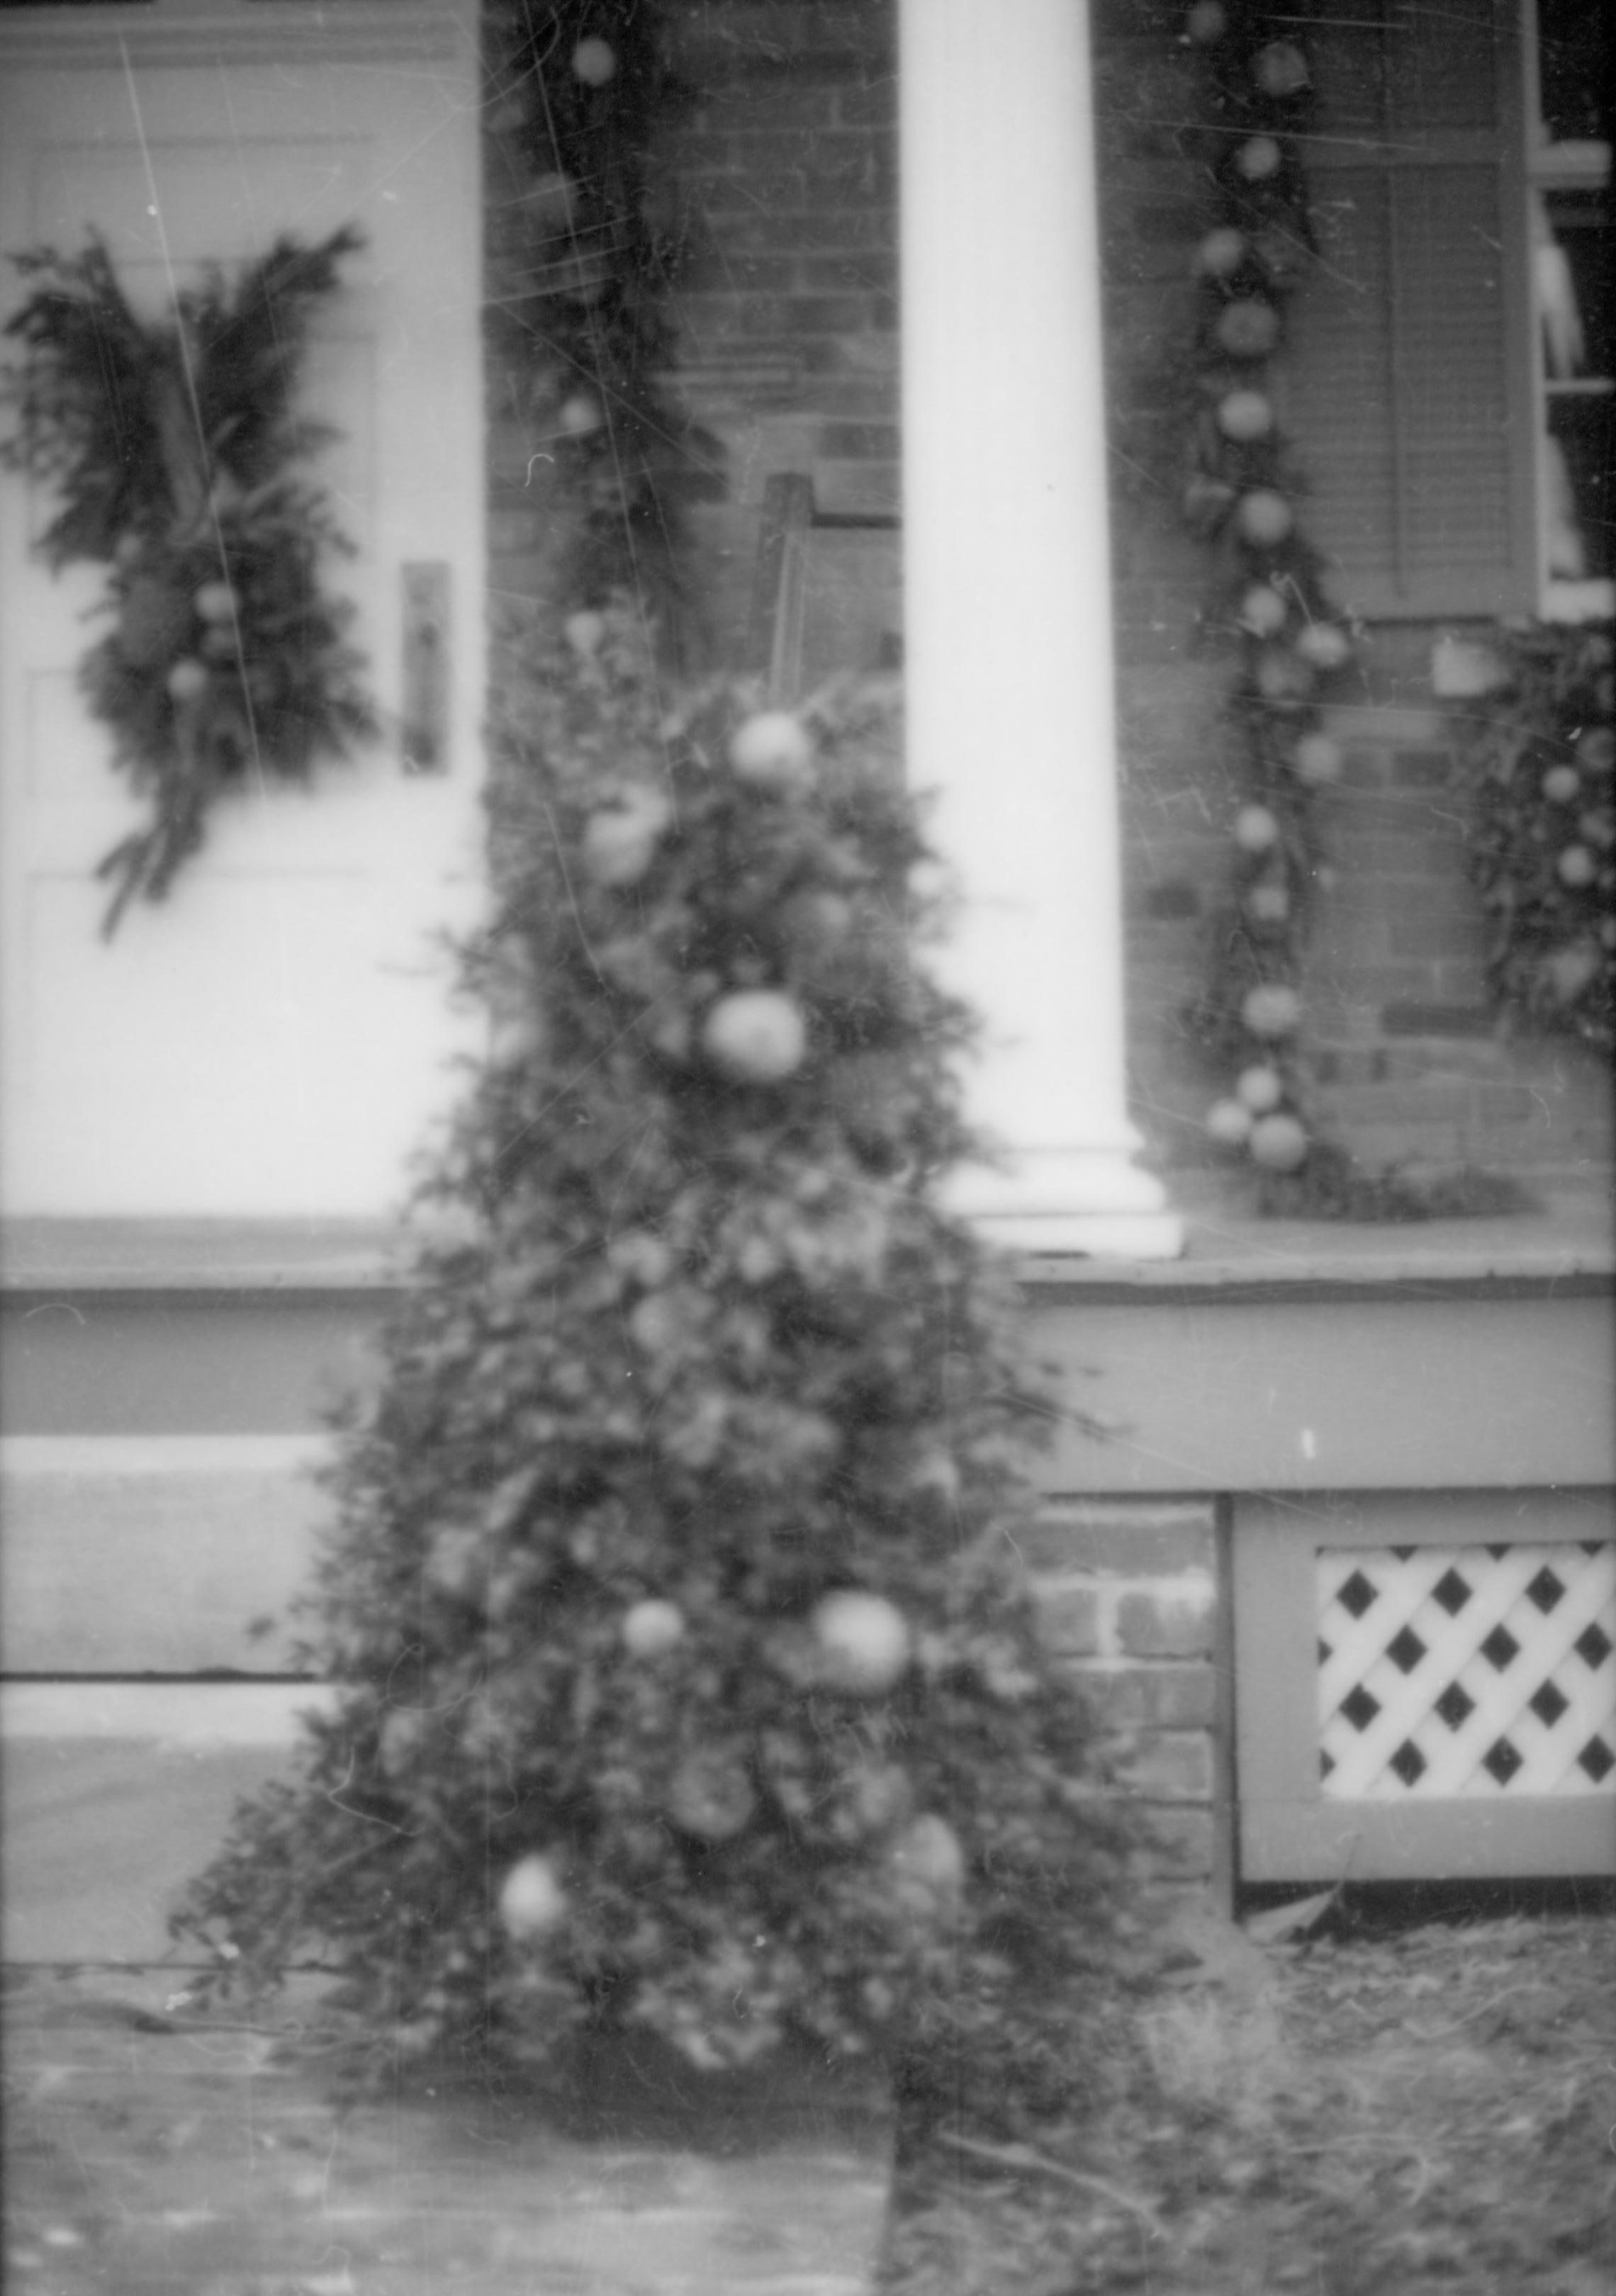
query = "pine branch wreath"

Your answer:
(1, 227), (376, 931)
